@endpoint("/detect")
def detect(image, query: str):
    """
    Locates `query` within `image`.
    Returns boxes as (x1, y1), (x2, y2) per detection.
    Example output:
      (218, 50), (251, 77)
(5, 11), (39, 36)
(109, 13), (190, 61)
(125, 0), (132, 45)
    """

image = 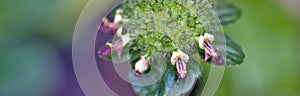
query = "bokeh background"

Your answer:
(0, 0), (299, 96)
(216, 0), (300, 96)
